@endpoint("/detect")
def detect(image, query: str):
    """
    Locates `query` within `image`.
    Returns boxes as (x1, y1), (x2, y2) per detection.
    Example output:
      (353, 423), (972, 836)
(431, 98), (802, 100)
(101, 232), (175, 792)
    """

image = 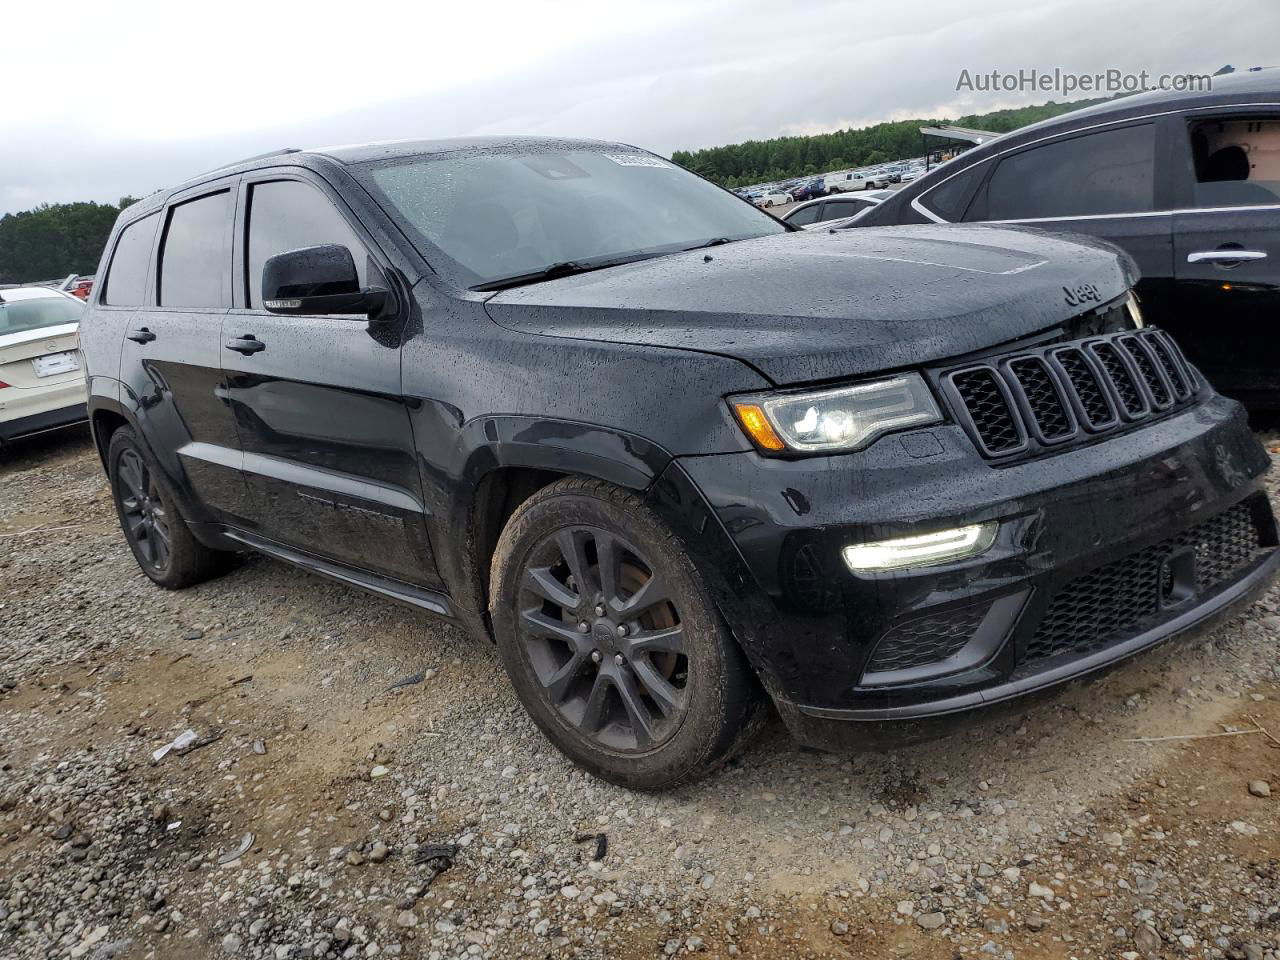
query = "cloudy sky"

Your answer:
(5, 0), (1277, 214)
